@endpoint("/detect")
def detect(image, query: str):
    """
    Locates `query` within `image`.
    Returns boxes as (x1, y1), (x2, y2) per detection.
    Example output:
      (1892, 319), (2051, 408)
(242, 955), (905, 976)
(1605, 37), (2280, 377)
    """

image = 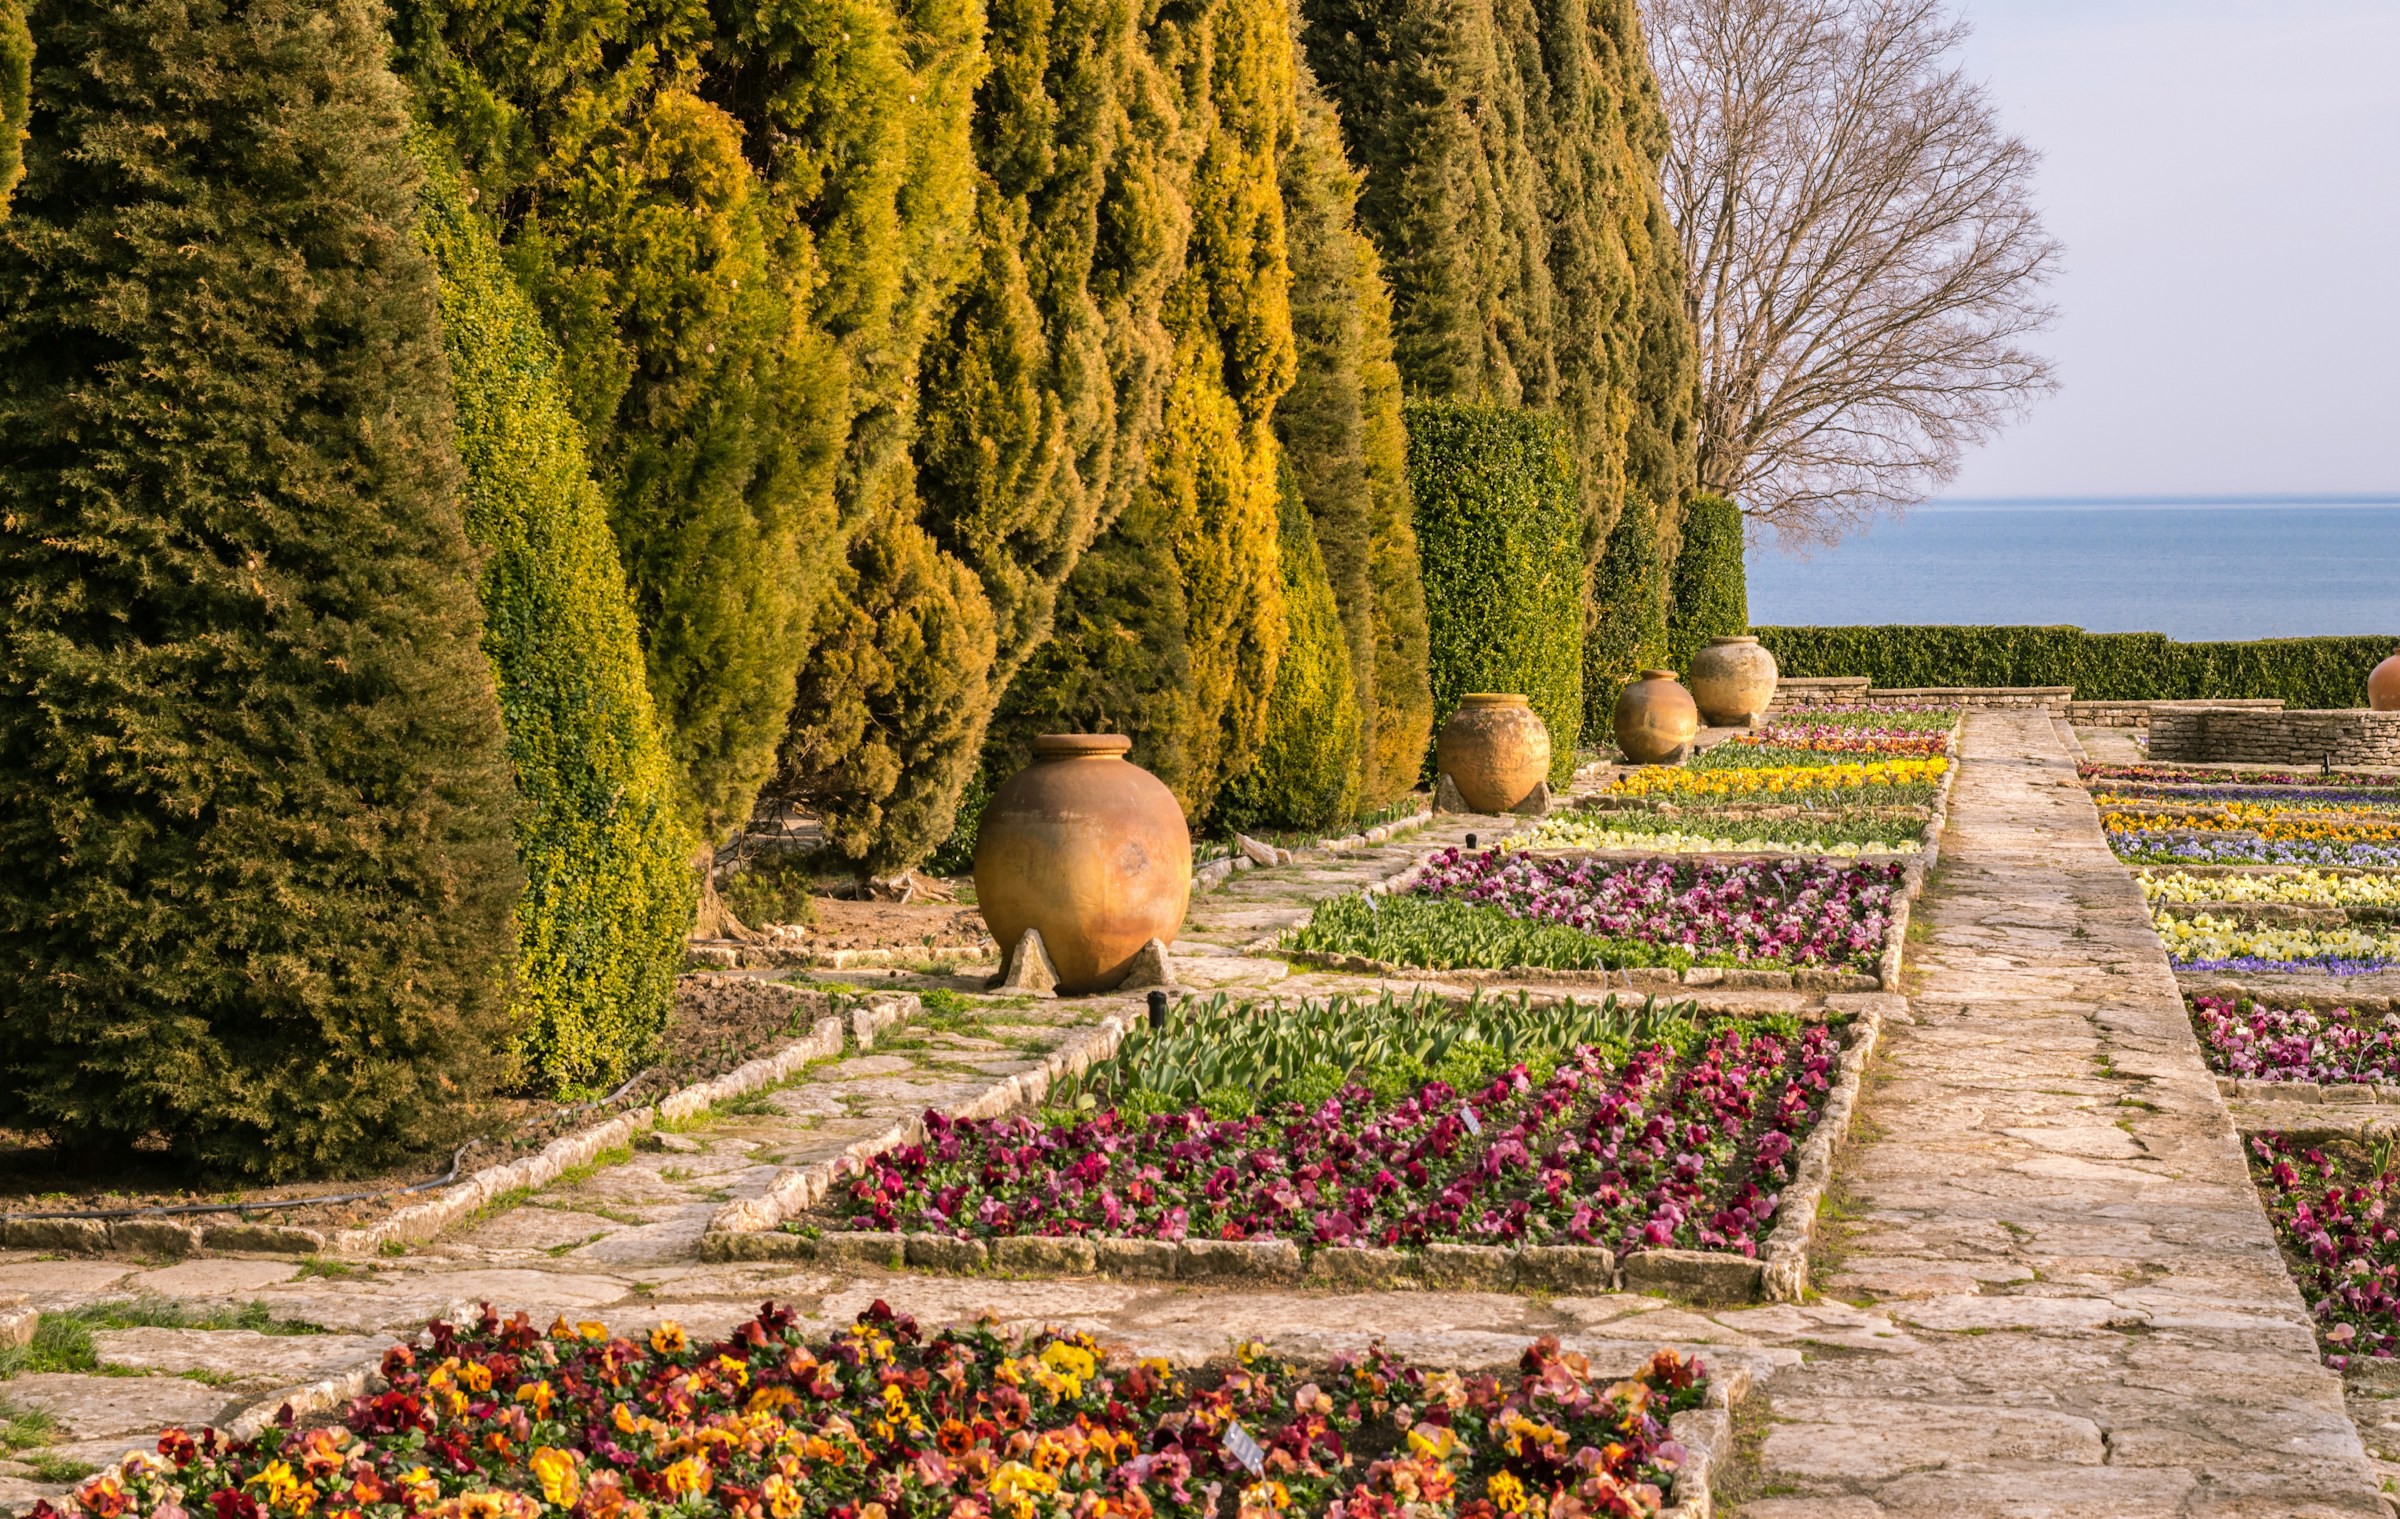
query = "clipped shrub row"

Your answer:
(1406, 403), (1585, 786)
(1756, 625), (2397, 709)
